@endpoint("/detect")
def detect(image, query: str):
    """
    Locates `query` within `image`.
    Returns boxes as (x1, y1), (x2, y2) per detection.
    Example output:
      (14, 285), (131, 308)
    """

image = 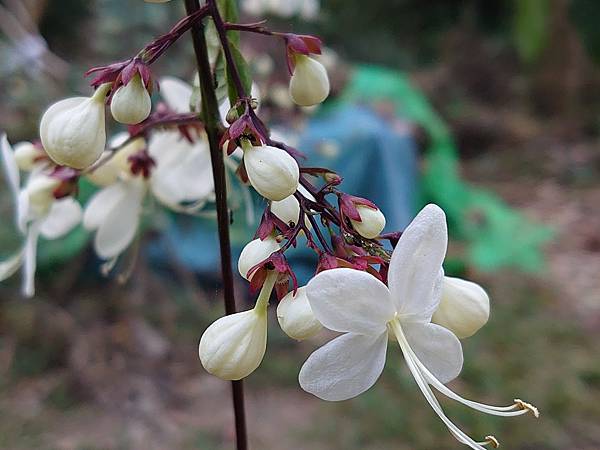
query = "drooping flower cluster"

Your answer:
(1, 77), (215, 293)
(1, 2), (538, 448)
